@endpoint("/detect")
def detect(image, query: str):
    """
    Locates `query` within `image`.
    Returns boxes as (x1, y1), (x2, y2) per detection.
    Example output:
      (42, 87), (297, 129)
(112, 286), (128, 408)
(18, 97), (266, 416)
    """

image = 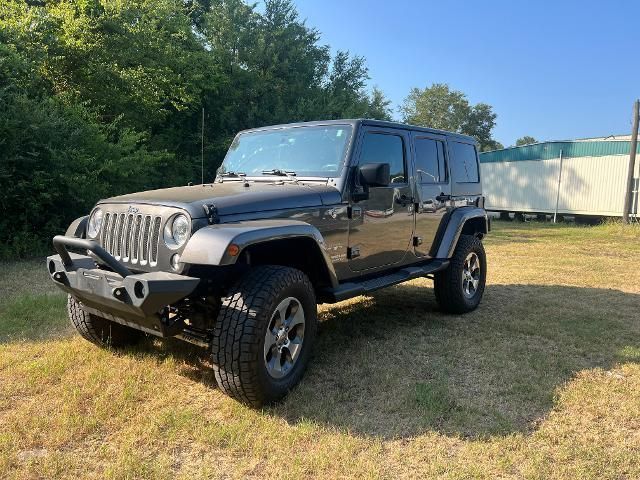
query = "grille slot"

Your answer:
(150, 217), (162, 264)
(123, 214), (134, 260)
(104, 213), (115, 254)
(99, 209), (164, 268)
(141, 215), (151, 263)
(131, 215), (142, 262)
(101, 213), (111, 248)
(114, 213), (125, 257)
